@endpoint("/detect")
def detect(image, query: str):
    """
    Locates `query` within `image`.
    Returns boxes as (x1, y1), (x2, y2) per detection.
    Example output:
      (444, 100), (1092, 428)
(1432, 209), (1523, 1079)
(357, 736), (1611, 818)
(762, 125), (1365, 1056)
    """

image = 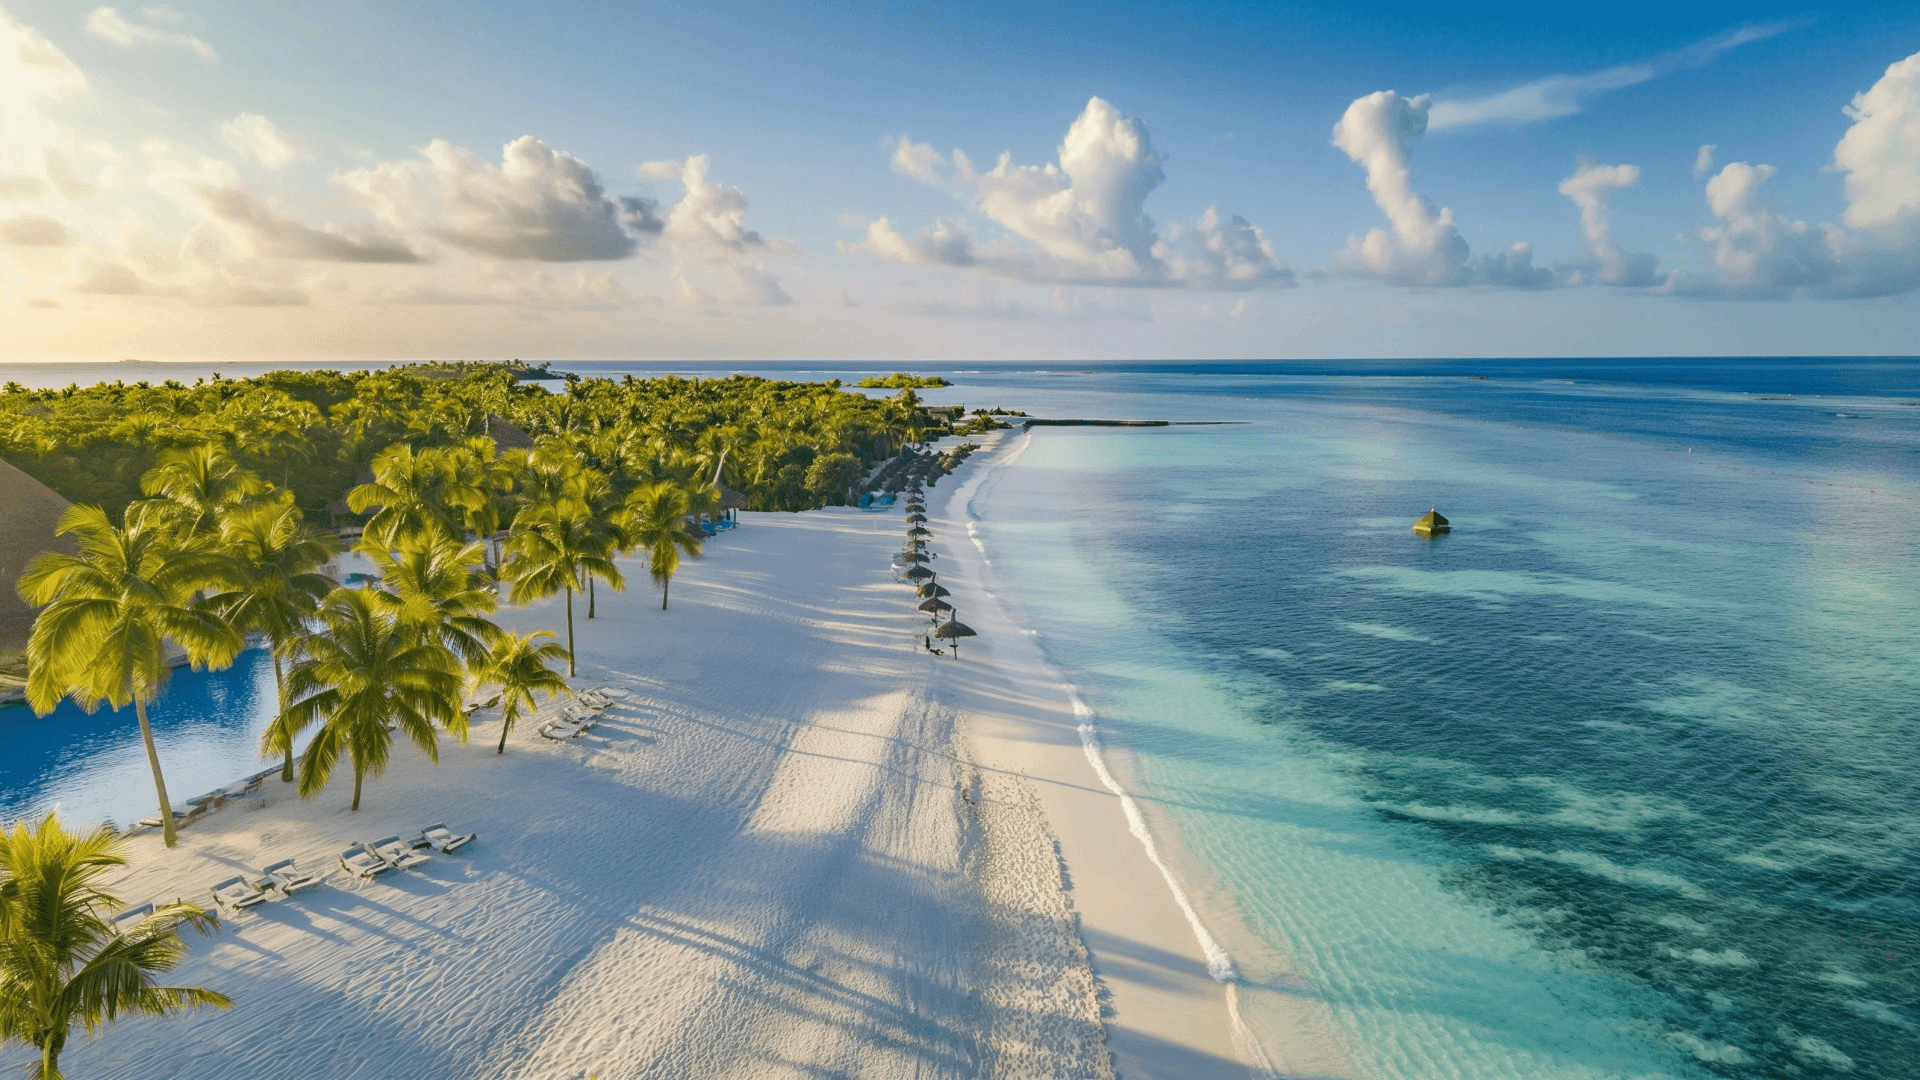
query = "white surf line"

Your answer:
(960, 433), (1278, 1080)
